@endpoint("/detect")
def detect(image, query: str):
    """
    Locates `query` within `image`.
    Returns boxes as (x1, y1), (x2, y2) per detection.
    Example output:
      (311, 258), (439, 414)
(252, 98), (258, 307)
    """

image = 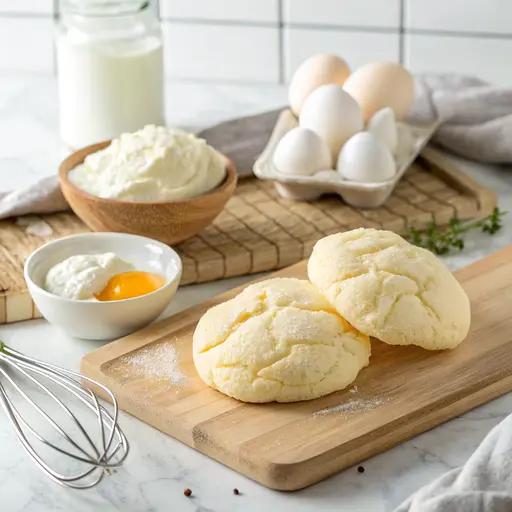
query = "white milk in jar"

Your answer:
(56, 1), (165, 149)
